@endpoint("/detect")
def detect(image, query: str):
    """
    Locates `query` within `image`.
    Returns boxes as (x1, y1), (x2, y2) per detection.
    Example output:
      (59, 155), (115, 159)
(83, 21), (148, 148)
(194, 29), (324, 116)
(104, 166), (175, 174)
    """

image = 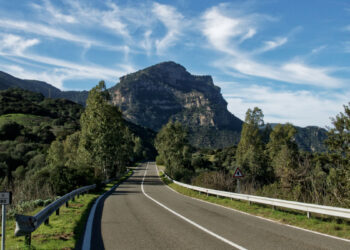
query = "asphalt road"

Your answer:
(90, 162), (350, 250)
